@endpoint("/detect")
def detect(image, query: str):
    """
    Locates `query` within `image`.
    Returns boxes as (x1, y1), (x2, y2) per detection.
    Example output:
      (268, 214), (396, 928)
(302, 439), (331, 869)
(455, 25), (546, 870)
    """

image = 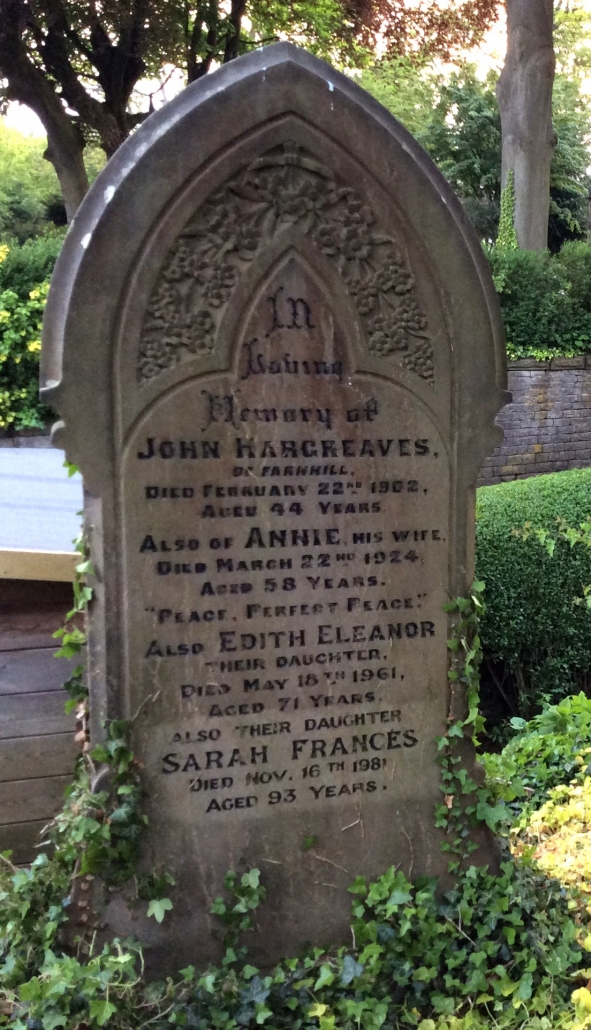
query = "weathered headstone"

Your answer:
(41, 43), (508, 970)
